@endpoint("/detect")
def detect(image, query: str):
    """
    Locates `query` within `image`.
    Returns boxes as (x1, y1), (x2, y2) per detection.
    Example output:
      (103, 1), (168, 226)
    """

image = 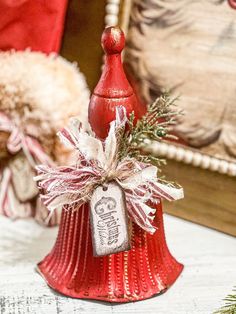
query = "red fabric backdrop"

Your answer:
(0, 0), (68, 53)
